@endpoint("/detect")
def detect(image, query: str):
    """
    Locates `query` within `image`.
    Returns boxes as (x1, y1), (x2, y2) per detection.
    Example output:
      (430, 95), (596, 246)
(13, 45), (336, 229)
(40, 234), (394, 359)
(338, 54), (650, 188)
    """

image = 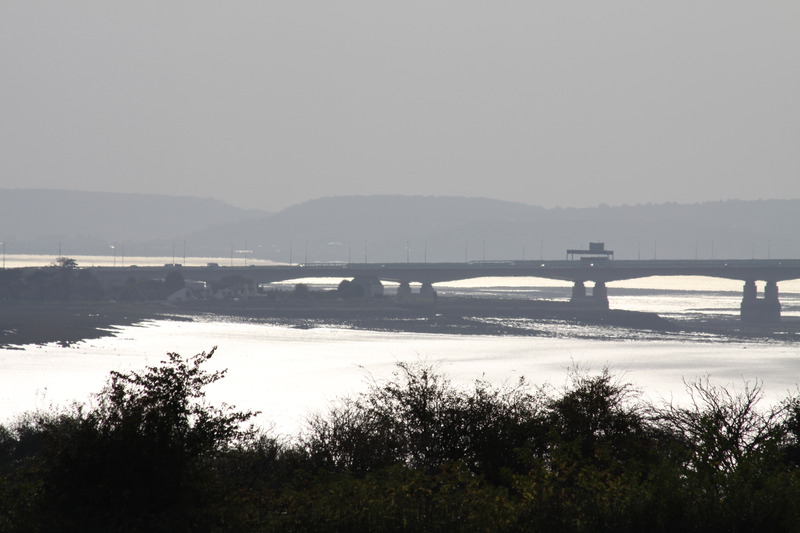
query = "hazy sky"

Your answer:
(2, 2), (798, 212)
